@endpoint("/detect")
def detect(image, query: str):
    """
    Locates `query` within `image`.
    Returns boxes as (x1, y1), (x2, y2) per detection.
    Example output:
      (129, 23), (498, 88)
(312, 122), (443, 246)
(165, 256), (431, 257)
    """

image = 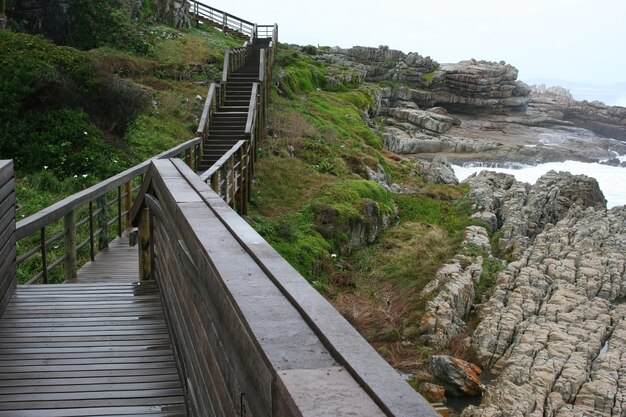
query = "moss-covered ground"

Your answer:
(250, 44), (483, 373)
